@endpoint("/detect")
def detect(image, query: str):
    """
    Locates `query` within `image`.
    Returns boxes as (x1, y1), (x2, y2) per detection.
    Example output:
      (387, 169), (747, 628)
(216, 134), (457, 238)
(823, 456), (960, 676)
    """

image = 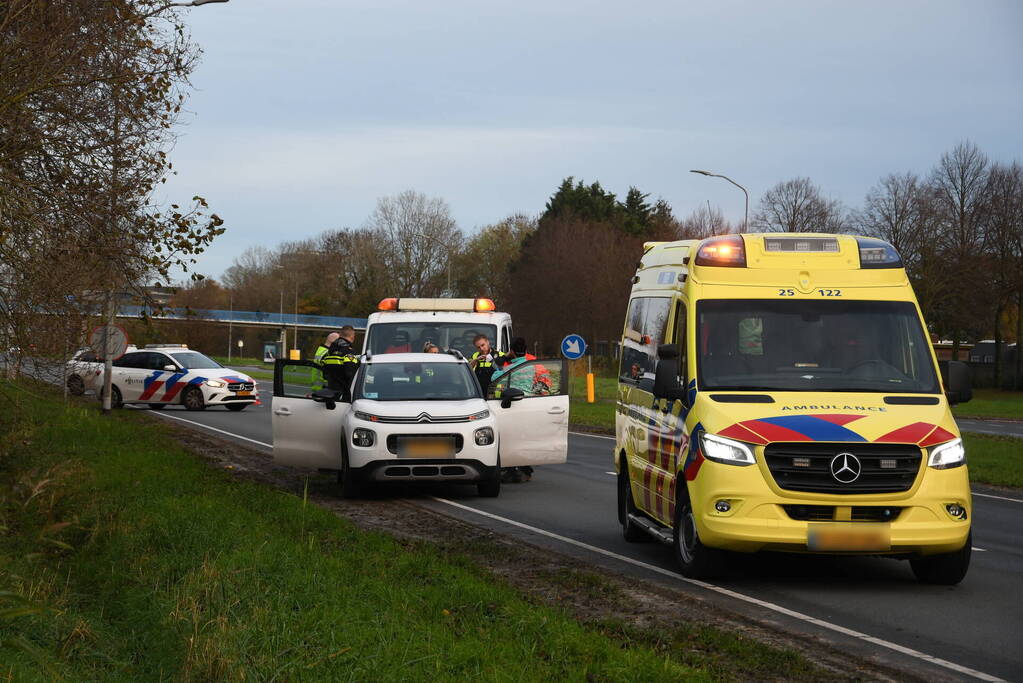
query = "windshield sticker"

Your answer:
(364, 392), (378, 399)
